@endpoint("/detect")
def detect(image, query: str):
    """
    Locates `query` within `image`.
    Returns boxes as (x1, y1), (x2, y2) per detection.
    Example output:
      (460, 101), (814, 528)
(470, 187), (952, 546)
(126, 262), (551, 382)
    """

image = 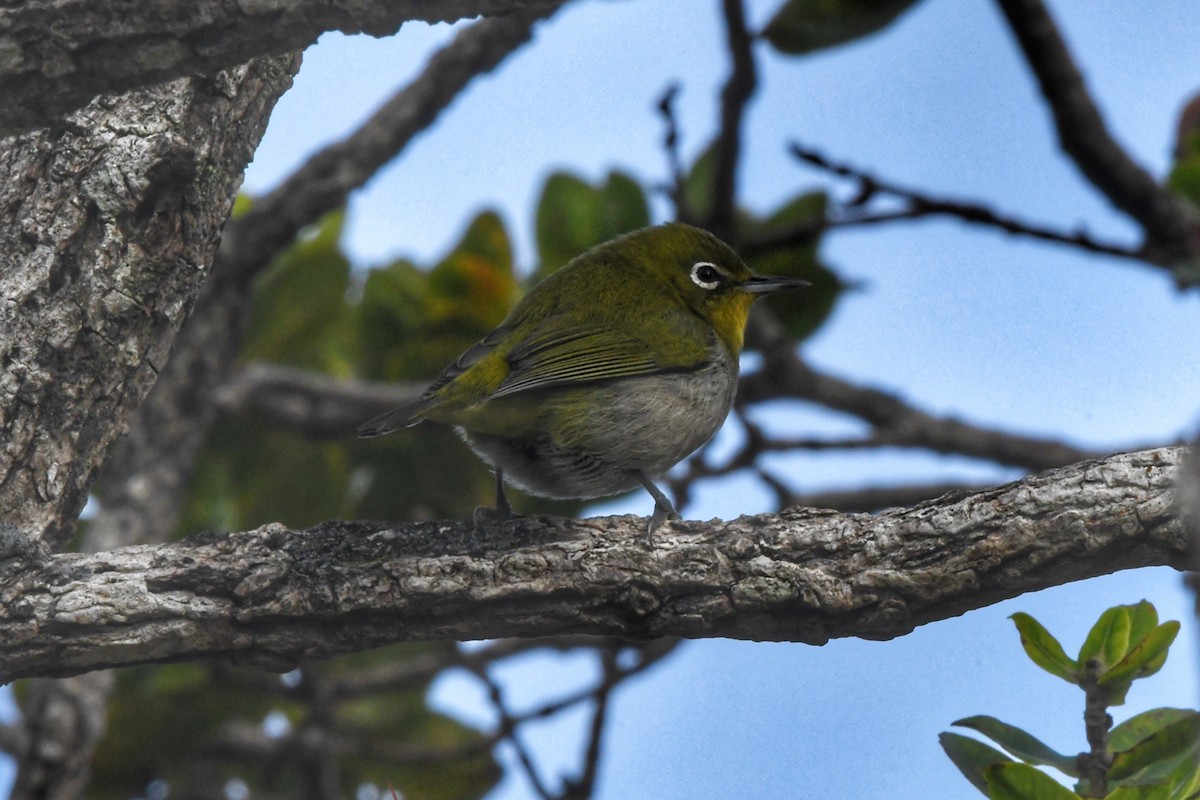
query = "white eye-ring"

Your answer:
(690, 262), (723, 290)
